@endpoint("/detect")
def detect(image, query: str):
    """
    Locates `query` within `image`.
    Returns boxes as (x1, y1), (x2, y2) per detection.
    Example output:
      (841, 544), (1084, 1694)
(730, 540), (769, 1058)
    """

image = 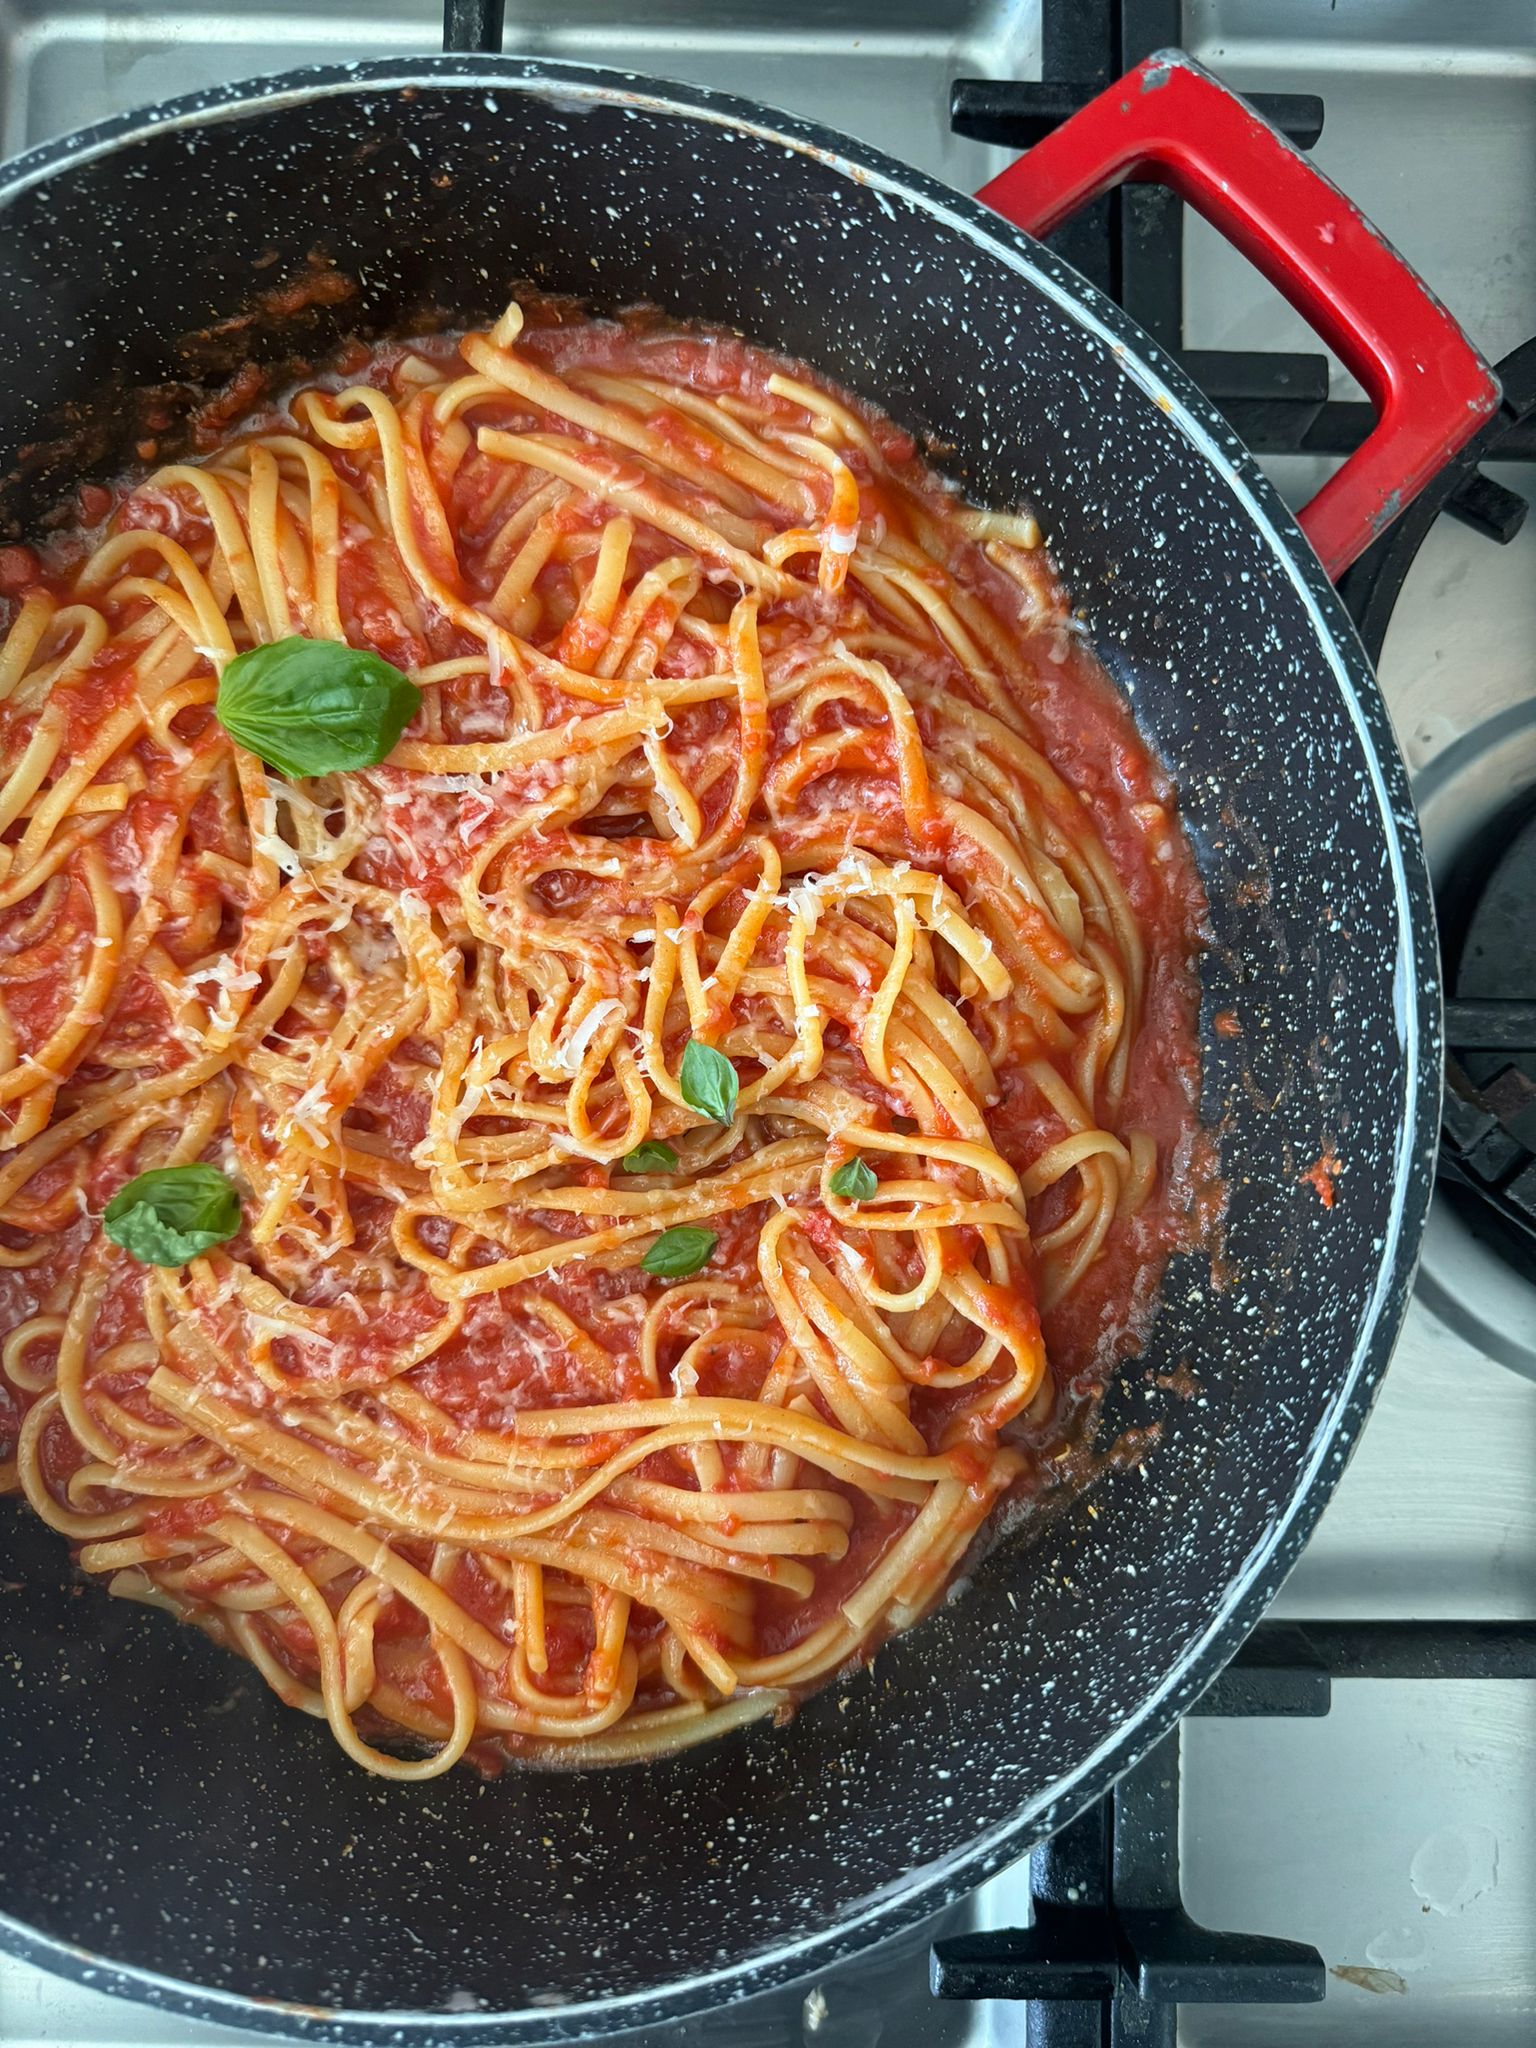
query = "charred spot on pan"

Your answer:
(180, 251), (356, 368)
(0, 257), (364, 535)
